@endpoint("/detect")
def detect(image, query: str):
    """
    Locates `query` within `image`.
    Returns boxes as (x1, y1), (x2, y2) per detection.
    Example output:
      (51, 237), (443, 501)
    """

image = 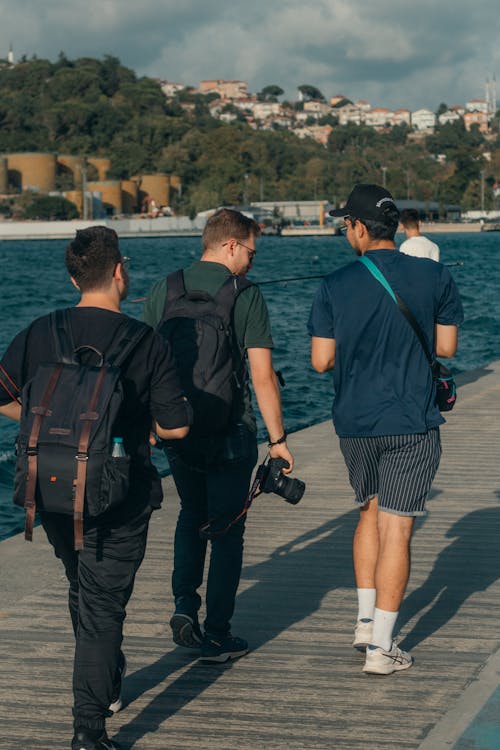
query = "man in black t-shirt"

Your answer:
(0, 227), (191, 750)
